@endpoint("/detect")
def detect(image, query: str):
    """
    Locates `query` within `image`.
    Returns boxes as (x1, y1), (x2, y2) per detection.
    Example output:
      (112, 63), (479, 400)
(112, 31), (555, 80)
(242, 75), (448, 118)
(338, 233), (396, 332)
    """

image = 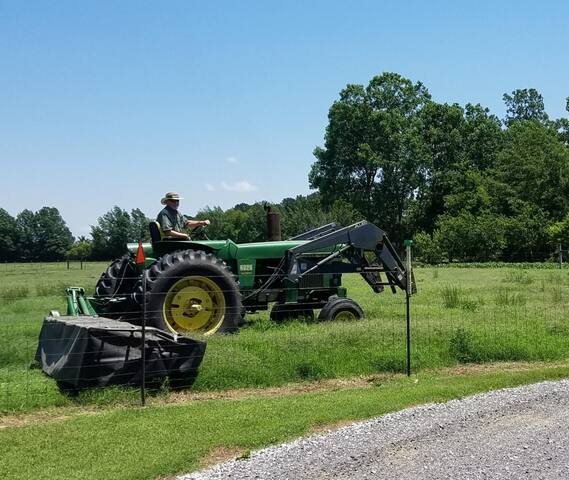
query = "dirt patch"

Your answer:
(199, 446), (248, 468)
(435, 361), (567, 377)
(308, 419), (360, 435)
(160, 374), (393, 406)
(0, 405), (123, 429)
